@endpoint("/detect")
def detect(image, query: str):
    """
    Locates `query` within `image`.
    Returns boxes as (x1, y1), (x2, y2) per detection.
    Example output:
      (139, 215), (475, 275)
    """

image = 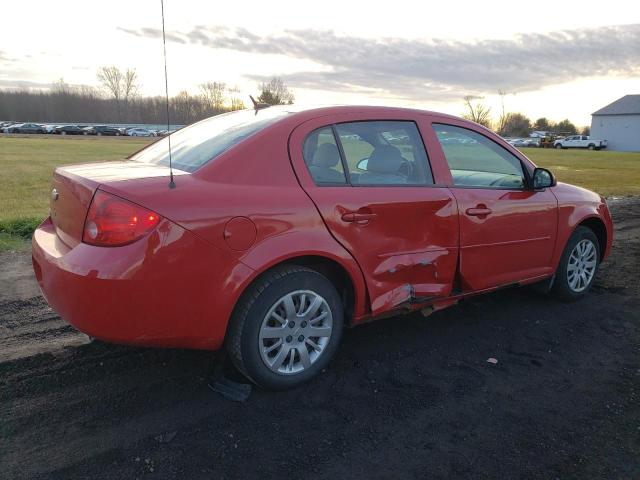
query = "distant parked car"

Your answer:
(126, 128), (155, 137)
(83, 125), (122, 136)
(54, 125), (85, 135)
(554, 135), (607, 150)
(507, 138), (538, 148)
(43, 125), (59, 134)
(1, 121), (20, 133)
(507, 138), (527, 147)
(8, 123), (46, 134)
(156, 129), (178, 136)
